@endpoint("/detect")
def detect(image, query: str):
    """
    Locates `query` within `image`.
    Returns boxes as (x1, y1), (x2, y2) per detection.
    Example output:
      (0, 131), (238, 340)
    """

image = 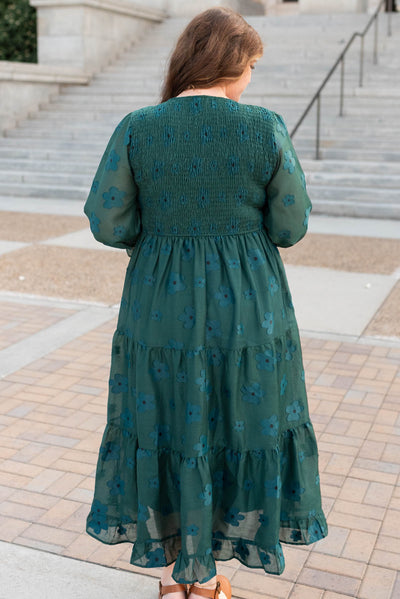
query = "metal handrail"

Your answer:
(290, 0), (394, 159)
